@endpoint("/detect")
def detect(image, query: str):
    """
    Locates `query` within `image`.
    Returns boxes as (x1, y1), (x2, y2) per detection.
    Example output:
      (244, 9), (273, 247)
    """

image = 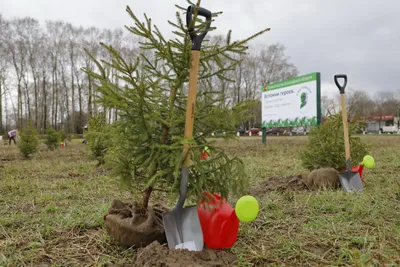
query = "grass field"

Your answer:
(0, 135), (399, 266)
